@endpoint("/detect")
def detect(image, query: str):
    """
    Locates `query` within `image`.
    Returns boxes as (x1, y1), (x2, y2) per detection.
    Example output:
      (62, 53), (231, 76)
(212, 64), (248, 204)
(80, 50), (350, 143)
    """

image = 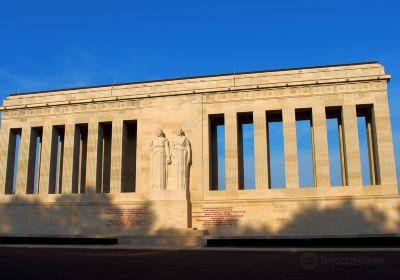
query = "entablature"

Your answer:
(1, 62), (389, 110)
